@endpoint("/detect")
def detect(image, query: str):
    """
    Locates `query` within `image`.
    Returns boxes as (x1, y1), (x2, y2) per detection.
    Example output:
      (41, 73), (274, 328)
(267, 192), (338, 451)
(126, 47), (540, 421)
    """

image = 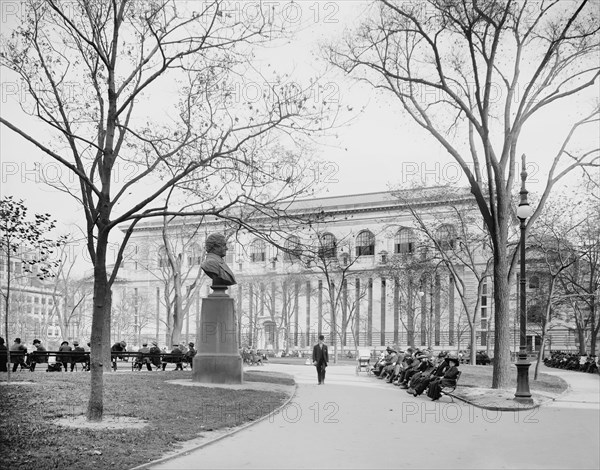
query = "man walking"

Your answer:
(312, 334), (329, 385)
